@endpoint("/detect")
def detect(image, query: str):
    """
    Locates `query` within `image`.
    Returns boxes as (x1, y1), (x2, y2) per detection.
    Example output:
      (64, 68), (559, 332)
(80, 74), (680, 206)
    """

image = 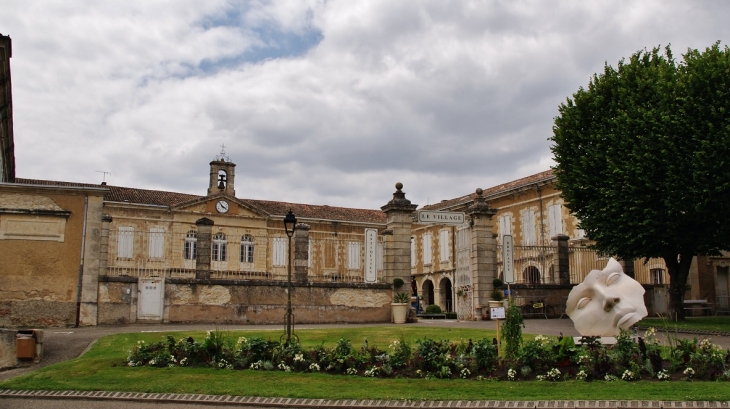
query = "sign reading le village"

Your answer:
(417, 210), (466, 225)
